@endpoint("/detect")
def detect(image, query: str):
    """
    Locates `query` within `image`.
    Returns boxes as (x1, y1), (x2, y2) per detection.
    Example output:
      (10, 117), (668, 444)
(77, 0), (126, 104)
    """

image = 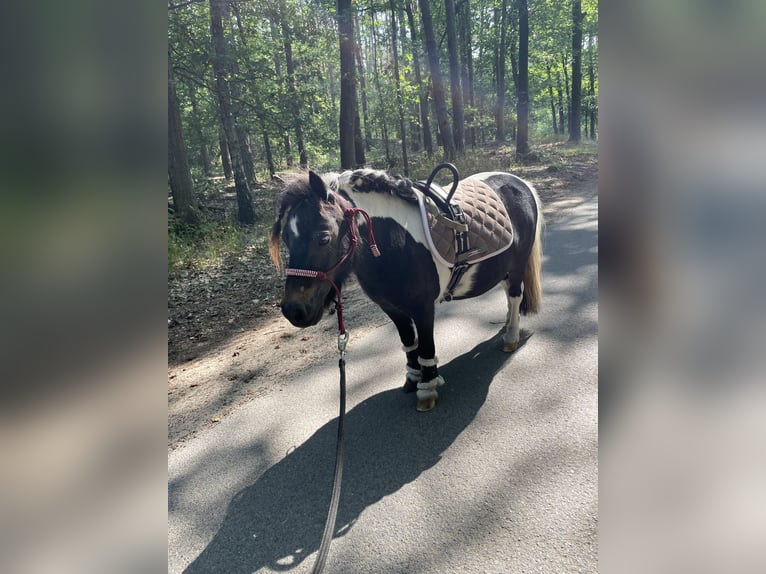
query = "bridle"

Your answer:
(282, 195), (379, 574)
(284, 197), (380, 340)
